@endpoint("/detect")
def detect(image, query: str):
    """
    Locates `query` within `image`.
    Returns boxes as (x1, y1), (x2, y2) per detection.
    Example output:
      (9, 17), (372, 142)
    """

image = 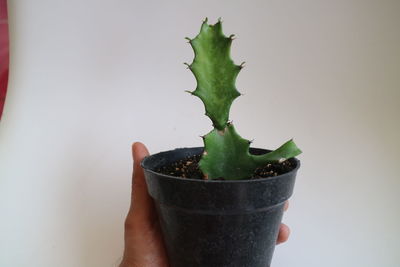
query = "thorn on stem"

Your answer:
(185, 90), (194, 95)
(183, 62), (191, 69)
